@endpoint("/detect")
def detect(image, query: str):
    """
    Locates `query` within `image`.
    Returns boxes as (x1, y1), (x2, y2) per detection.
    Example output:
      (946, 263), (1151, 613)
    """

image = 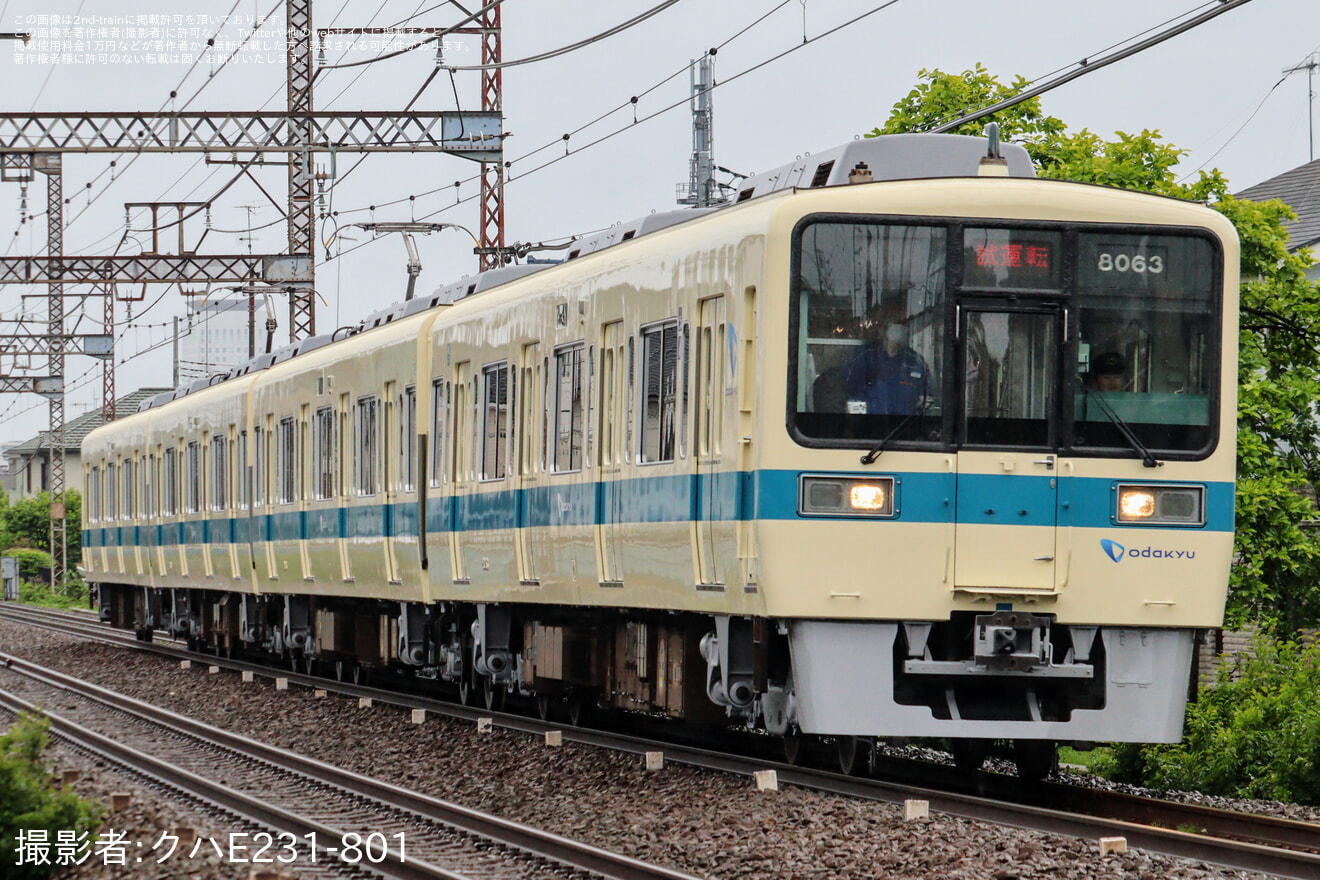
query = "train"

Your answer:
(81, 131), (1238, 778)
